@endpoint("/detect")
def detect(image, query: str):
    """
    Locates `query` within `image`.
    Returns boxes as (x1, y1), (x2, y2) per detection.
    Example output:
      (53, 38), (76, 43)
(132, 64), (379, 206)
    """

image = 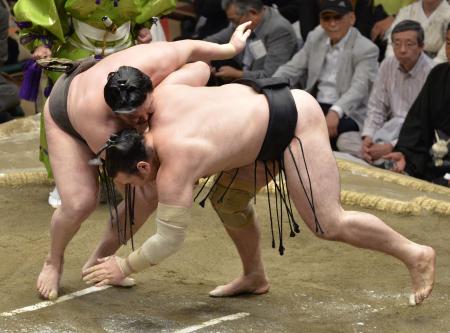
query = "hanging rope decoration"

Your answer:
(194, 136), (320, 256)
